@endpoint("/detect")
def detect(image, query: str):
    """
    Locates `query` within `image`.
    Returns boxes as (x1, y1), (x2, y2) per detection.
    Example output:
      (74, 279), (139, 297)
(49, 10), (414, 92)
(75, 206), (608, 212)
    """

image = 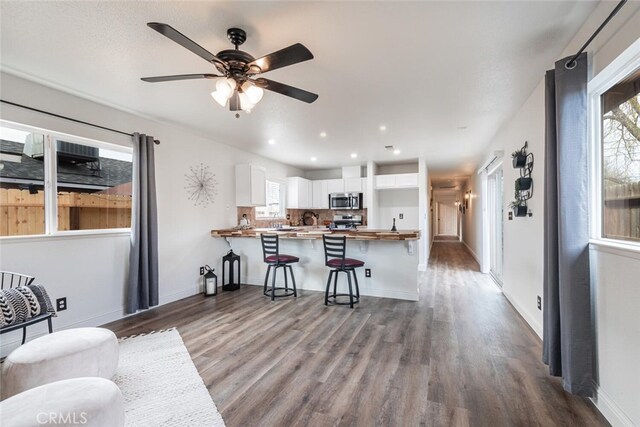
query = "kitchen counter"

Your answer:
(210, 227), (420, 241)
(211, 227), (421, 301)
